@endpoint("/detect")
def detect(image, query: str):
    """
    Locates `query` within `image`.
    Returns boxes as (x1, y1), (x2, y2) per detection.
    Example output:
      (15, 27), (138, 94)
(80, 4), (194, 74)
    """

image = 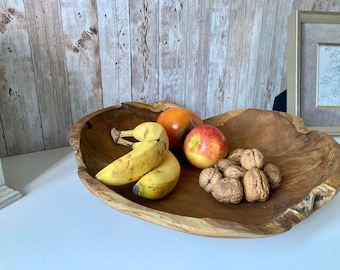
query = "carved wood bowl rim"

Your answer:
(69, 101), (340, 238)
